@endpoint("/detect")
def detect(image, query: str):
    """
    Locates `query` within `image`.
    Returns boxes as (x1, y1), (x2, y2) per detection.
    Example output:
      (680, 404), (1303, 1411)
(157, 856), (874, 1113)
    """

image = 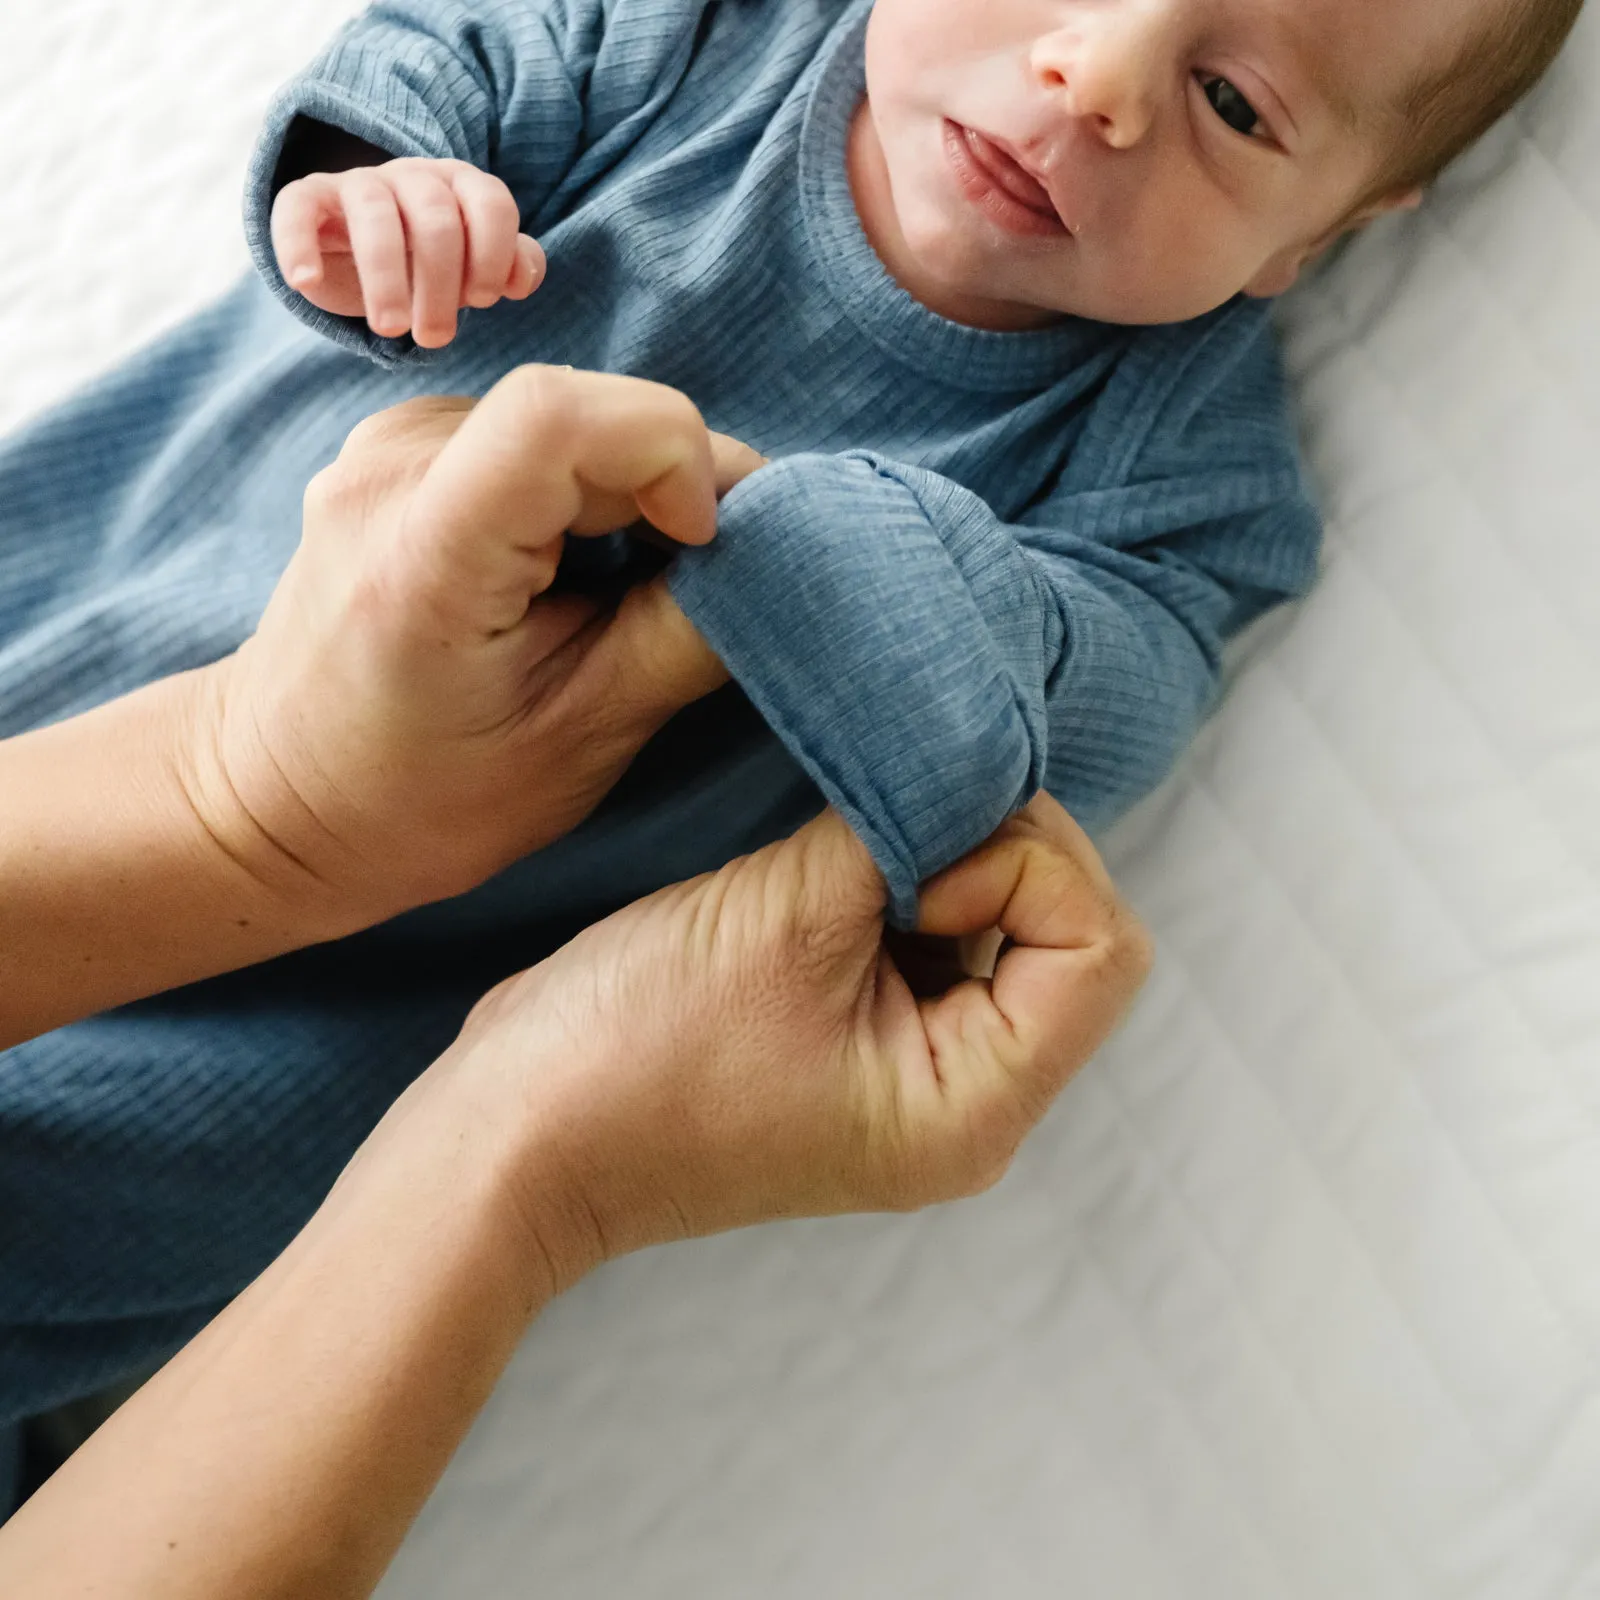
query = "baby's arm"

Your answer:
(668, 307), (1321, 925)
(271, 156), (544, 348)
(243, 0), (708, 363)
